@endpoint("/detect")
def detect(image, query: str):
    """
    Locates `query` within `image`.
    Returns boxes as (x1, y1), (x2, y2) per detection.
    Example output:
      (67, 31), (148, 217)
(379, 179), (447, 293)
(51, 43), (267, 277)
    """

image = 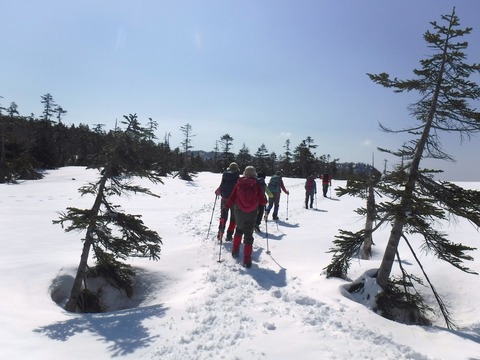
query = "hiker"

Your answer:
(321, 173), (332, 197)
(304, 174), (317, 208)
(226, 166), (267, 268)
(265, 170), (289, 221)
(214, 162), (240, 241)
(254, 171), (274, 232)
